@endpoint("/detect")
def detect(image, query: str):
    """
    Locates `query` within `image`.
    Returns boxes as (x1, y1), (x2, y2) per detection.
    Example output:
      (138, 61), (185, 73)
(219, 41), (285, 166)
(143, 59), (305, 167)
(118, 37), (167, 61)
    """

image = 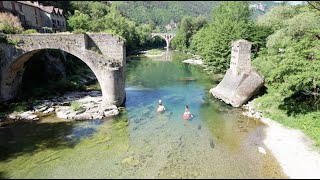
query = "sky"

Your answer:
(274, 1), (306, 5)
